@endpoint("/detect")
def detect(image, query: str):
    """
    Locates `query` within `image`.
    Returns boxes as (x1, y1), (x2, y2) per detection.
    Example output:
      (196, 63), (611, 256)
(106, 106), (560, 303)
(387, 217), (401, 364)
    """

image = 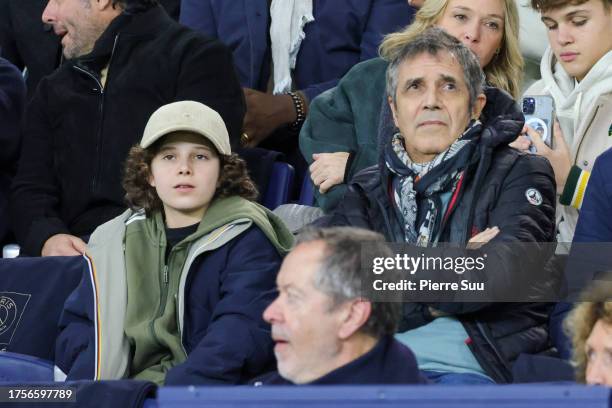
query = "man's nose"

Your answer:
(42, 0), (57, 25)
(263, 297), (281, 324)
(423, 87), (440, 110)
